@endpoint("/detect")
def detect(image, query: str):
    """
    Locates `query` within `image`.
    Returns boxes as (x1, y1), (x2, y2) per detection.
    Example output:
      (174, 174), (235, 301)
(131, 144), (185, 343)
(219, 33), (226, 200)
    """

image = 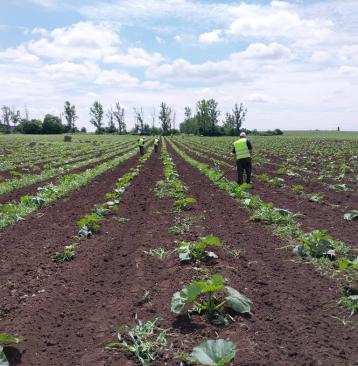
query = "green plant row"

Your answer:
(168, 140), (357, 318)
(0, 141), (150, 231)
(52, 146), (154, 262)
(0, 141), (135, 197)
